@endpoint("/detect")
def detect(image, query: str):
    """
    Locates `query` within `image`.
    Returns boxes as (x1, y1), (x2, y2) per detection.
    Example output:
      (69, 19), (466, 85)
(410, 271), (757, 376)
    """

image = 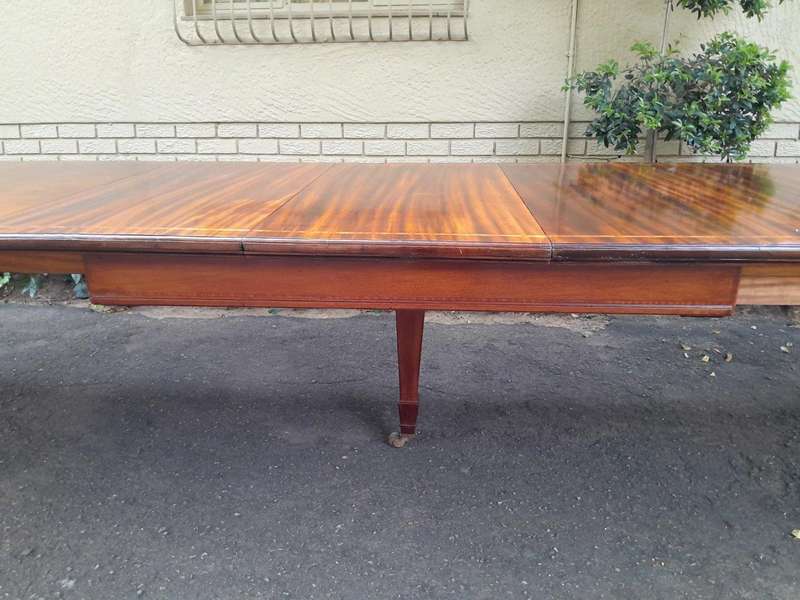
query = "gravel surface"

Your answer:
(1, 304), (799, 599)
